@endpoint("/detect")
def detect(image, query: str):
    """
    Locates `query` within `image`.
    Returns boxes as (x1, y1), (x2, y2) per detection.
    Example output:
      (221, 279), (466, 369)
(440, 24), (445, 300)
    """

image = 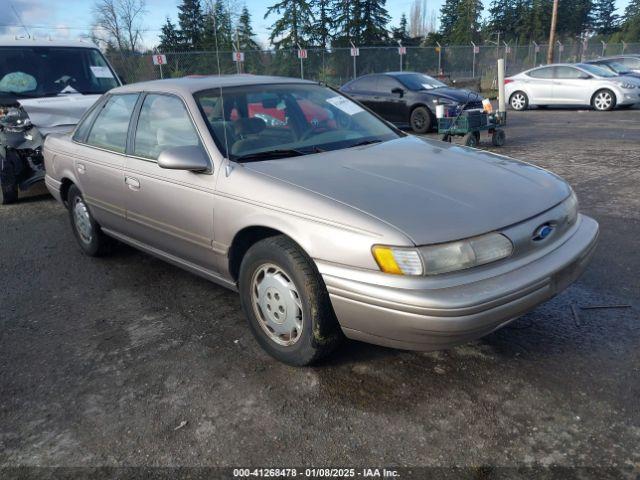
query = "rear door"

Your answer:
(74, 93), (138, 232)
(344, 76), (381, 112)
(525, 66), (555, 103)
(552, 66), (590, 104)
(123, 92), (217, 270)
